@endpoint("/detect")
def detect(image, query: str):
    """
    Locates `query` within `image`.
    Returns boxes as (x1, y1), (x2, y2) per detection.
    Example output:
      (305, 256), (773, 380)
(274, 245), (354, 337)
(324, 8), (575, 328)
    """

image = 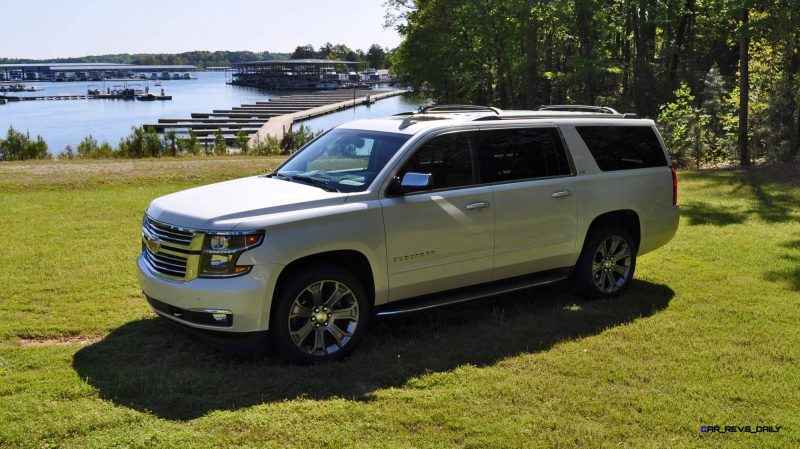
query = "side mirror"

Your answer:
(392, 172), (433, 195)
